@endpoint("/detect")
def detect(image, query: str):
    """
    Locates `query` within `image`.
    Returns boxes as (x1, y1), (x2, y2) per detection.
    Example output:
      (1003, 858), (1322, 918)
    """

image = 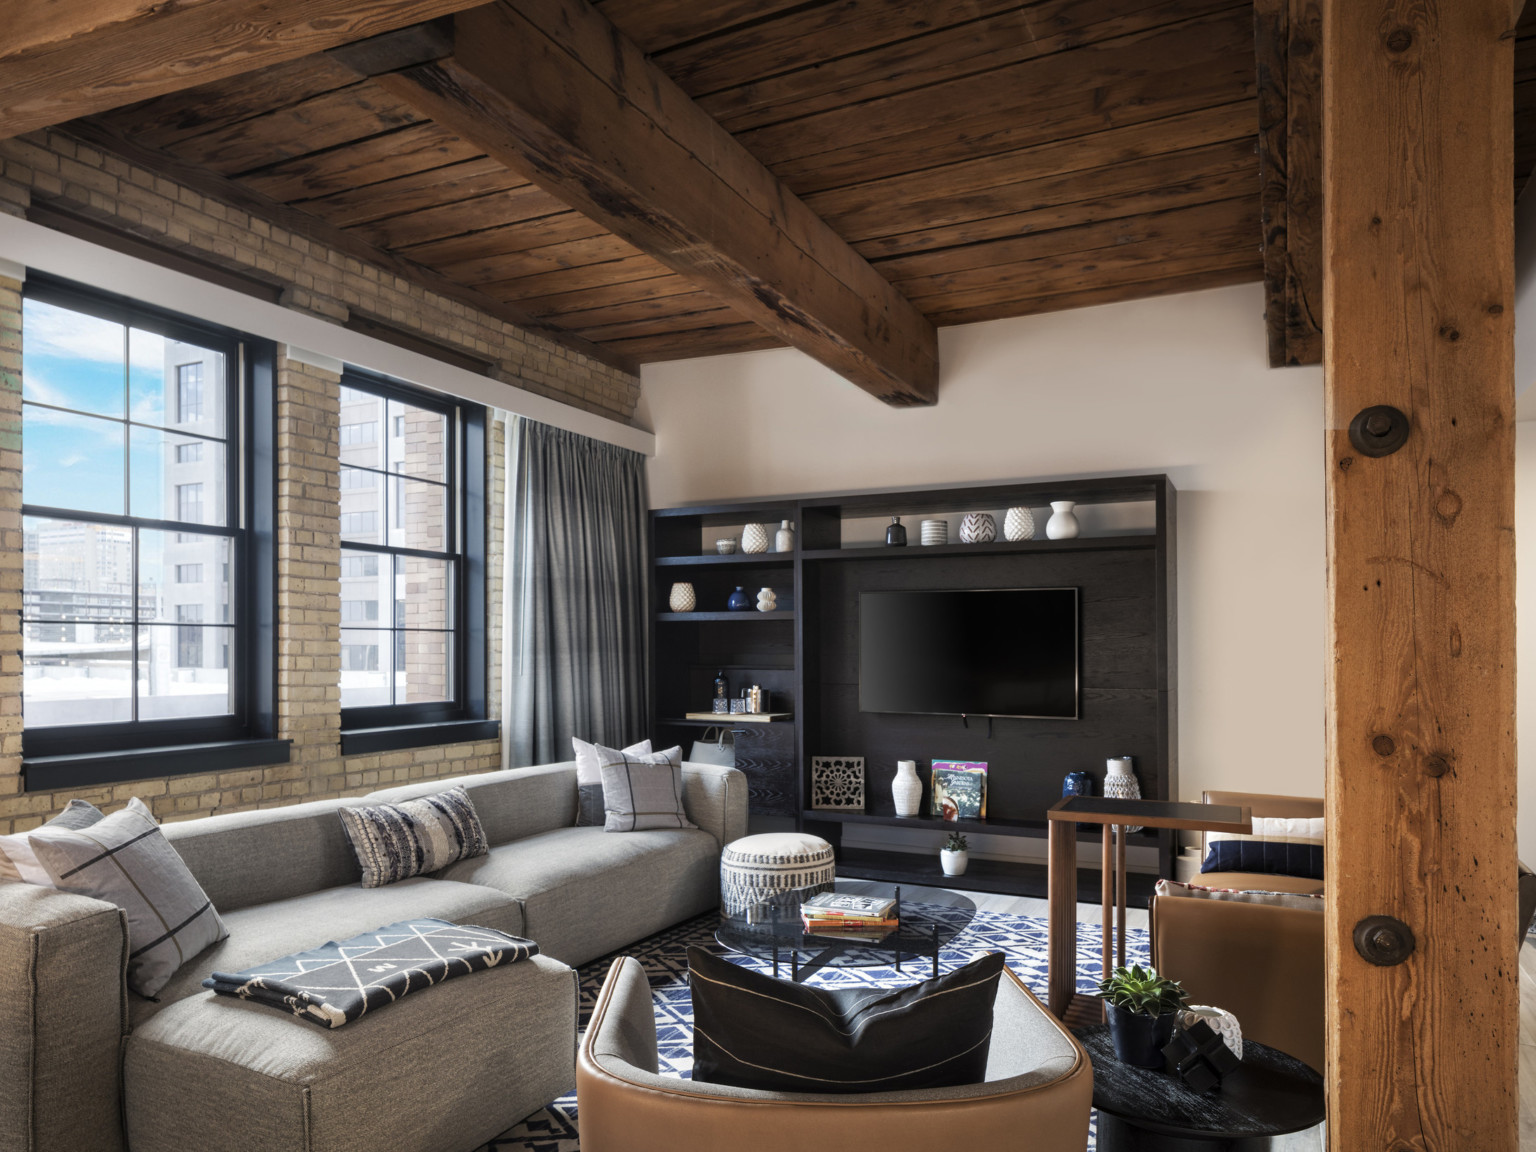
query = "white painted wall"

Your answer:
(639, 283), (1329, 837)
